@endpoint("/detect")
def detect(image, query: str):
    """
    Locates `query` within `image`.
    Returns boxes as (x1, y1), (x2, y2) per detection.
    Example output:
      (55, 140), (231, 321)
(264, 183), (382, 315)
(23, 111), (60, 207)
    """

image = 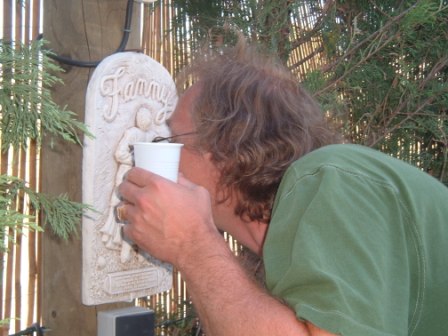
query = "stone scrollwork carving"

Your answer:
(82, 52), (177, 305)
